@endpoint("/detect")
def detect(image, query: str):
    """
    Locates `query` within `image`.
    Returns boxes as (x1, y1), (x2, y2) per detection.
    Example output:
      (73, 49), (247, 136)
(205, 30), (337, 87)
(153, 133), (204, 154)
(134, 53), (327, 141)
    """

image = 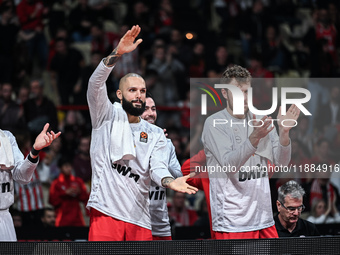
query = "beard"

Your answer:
(122, 96), (146, 116)
(226, 94), (249, 115)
